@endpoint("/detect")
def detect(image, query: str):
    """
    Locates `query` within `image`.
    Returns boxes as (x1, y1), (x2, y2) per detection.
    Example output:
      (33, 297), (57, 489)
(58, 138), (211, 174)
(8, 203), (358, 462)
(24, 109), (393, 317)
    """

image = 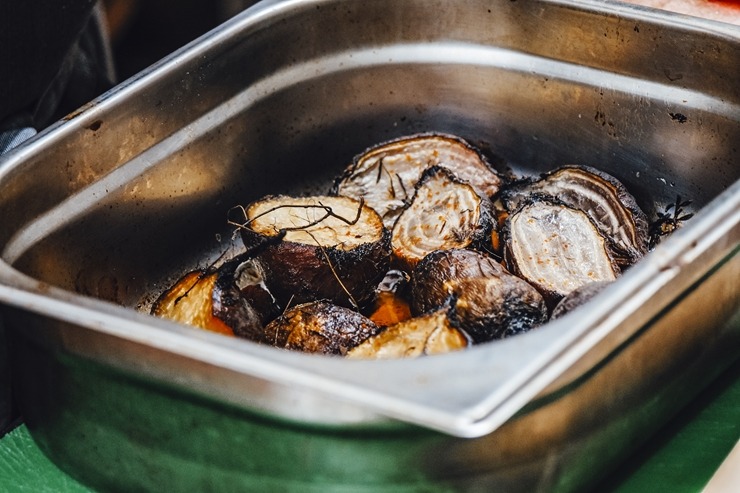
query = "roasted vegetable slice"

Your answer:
(347, 307), (470, 359)
(504, 199), (619, 304)
(391, 166), (495, 269)
(238, 195), (391, 310)
(263, 301), (381, 355)
(411, 249), (547, 342)
(501, 165), (649, 267)
(333, 133), (503, 228)
(152, 268), (264, 341)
